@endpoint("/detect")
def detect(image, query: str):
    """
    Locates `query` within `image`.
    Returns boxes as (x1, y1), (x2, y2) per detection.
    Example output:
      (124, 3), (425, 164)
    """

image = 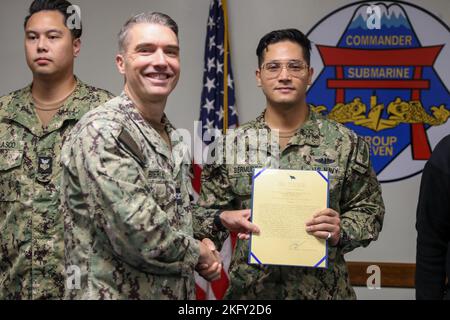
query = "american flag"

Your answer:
(193, 0), (238, 300)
